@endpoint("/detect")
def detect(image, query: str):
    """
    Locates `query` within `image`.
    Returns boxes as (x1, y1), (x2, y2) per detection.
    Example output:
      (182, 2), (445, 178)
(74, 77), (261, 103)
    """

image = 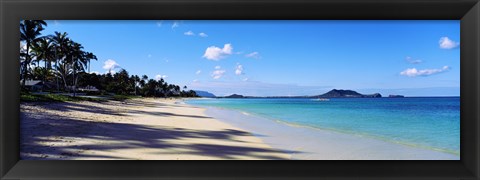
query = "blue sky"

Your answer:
(42, 20), (460, 96)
